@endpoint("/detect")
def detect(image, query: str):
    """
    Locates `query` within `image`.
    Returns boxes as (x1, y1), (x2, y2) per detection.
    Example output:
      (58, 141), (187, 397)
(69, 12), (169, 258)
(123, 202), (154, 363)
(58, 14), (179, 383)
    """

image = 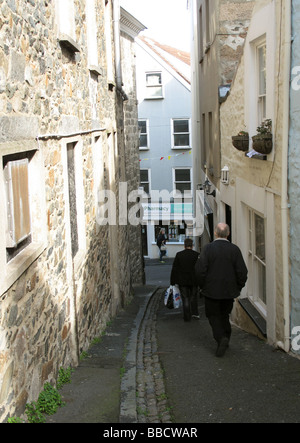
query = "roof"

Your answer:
(120, 7), (147, 39)
(137, 36), (191, 86)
